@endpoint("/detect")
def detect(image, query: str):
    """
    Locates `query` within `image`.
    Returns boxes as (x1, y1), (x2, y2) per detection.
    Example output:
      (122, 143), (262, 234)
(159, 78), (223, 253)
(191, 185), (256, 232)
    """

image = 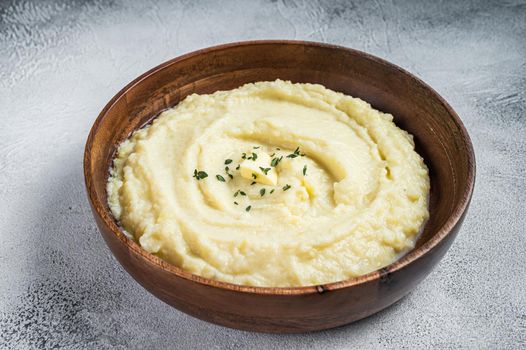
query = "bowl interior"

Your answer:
(86, 41), (473, 270)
